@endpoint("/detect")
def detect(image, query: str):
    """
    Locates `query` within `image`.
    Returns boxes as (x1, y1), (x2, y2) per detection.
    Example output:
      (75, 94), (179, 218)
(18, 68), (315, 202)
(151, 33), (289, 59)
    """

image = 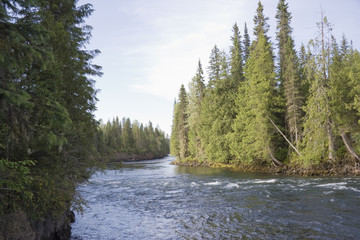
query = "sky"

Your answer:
(78, 0), (360, 135)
